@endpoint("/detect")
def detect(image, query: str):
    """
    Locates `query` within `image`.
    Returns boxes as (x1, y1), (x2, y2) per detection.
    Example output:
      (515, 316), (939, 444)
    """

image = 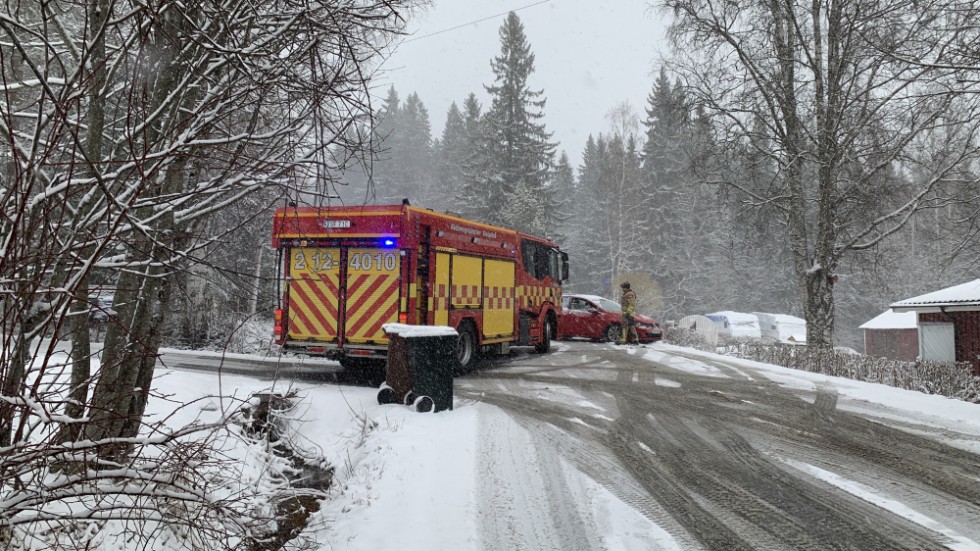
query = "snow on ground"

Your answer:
(138, 343), (980, 550)
(781, 459), (979, 551)
(653, 343), (980, 453)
